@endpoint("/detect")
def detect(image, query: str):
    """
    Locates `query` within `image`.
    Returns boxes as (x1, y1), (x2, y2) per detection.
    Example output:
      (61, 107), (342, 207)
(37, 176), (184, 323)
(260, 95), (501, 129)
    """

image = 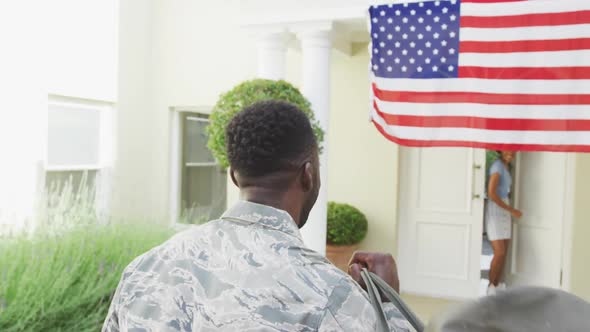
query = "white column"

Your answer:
(227, 29), (291, 210)
(256, 30), (290, 80)
(297, 29), (332, 255)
